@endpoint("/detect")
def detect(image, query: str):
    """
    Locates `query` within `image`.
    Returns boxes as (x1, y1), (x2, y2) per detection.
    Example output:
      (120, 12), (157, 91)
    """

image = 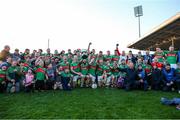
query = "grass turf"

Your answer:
(0, 88), (180, 119)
